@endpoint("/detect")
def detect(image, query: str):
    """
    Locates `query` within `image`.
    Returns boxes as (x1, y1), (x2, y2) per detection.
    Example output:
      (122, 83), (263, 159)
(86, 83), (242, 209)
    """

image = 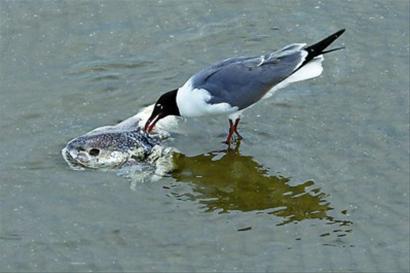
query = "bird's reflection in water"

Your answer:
(169, 145), (351, 229)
